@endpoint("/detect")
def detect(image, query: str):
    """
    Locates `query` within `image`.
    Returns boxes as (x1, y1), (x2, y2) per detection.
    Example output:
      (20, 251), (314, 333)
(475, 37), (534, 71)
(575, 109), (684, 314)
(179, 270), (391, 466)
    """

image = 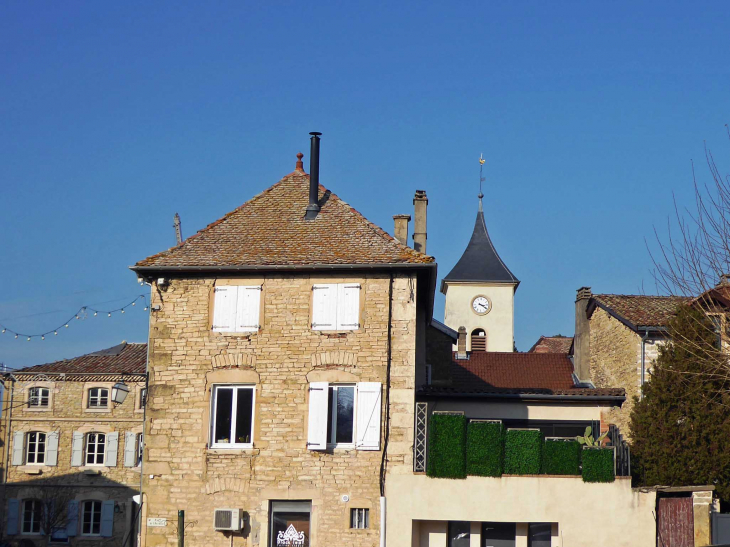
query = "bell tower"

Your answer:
(441, 158), (519, 352)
